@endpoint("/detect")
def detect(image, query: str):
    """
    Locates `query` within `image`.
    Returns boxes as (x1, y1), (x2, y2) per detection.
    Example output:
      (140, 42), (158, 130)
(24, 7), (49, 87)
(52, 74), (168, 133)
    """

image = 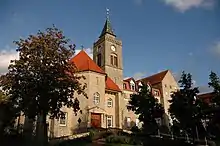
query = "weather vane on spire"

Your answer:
(106, 8), (110, 19)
